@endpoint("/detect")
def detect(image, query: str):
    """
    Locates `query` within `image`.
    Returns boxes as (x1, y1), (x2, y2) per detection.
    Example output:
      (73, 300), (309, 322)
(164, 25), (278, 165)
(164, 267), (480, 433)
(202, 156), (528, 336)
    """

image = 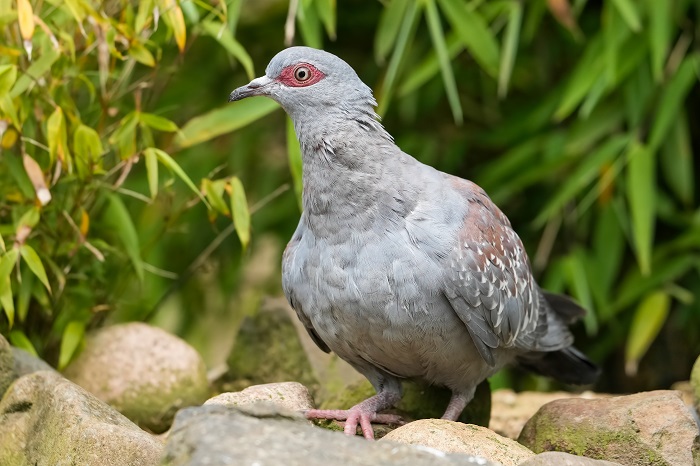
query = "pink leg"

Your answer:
(305, 390), (403, 439)
(441, 390), (474, 421)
